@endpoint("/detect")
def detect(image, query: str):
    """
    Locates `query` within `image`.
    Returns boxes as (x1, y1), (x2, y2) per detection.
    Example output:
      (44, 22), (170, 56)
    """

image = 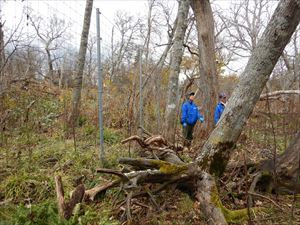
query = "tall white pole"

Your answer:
(139, 47), (143, 134)
(96, 8), (105, 166)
